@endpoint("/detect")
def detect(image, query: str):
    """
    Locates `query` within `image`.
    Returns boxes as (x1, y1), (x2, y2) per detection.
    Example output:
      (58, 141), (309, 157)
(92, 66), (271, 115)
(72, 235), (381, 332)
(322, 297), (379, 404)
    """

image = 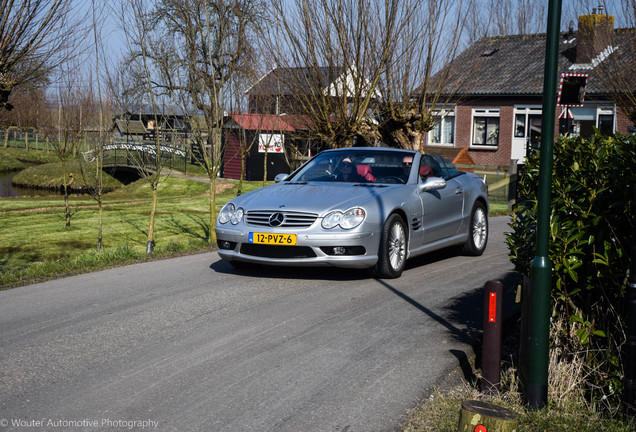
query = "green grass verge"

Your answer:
(0, 147), (60, 168)
(489, 200), (510, 217)
(1, 145), (509, 289)
(401, 385), (635, 431)
(0, 176), (261, 289)
(12, 160), (124, 191)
